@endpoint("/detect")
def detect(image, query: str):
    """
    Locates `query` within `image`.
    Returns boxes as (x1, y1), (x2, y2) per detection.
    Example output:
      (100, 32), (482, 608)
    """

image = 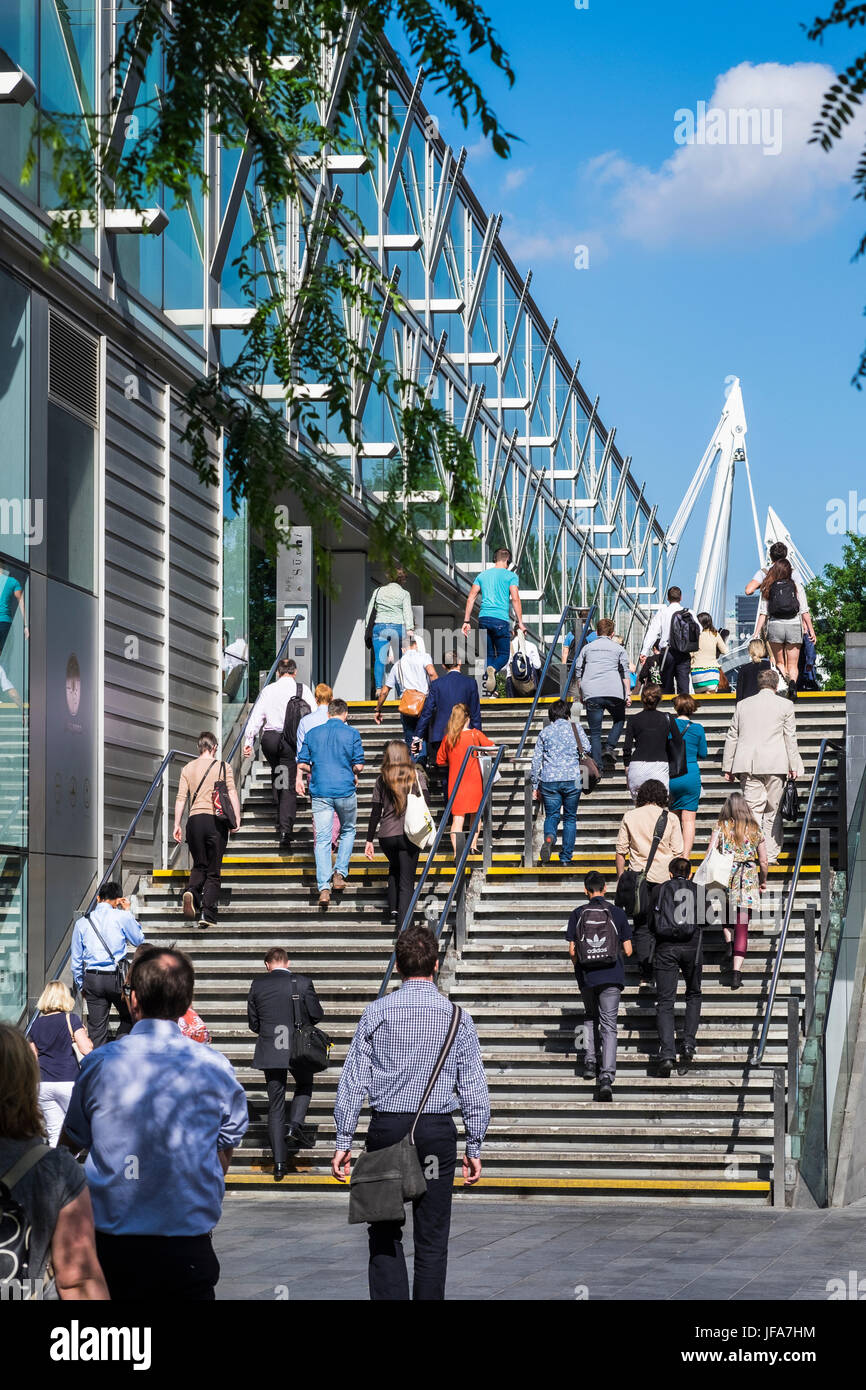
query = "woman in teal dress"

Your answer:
(667, 694), (708, 859)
